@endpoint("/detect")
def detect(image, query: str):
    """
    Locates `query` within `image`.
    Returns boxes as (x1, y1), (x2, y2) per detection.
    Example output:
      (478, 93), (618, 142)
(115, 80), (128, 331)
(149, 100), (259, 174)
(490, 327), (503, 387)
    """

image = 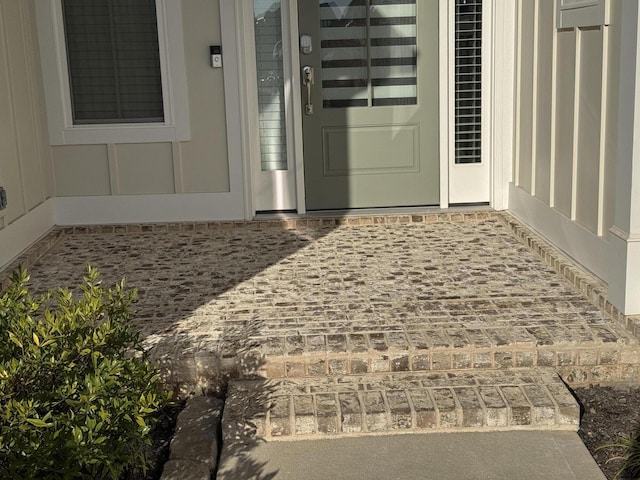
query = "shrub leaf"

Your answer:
(26, 418), (51, 428)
